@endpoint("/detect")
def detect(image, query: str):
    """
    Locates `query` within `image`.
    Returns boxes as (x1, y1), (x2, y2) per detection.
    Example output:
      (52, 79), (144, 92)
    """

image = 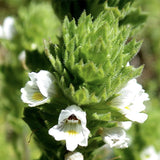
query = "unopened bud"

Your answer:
(65, 152), (84, 160)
